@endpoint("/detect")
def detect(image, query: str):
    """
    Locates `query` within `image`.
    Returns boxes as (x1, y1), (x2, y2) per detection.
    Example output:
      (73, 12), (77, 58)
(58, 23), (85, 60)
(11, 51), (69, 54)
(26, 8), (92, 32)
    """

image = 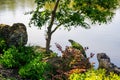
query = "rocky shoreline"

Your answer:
(0, 23), (120, 79)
